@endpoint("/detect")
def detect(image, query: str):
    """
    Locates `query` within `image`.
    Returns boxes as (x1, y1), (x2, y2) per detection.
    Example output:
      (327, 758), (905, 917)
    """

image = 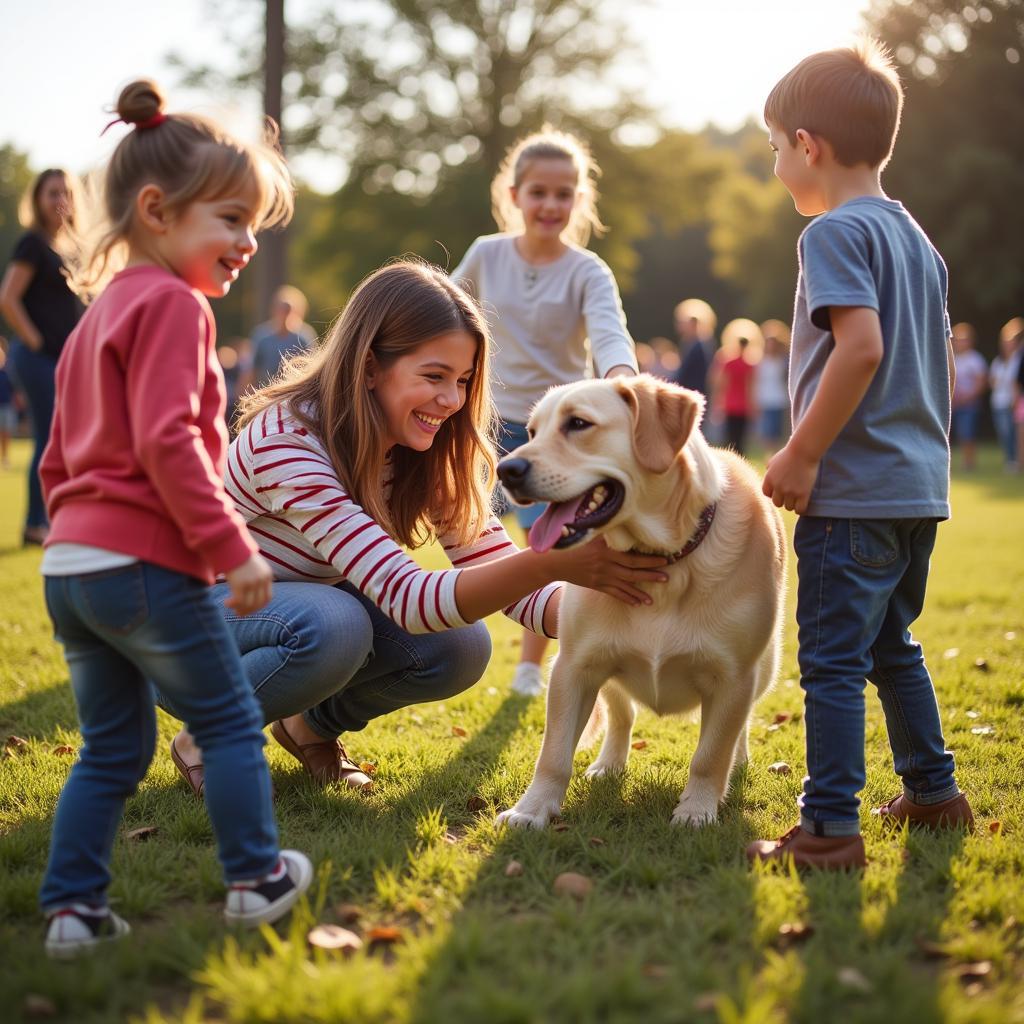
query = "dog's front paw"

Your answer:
(670, 789), (719, 828)
(495, 801), (559, 830)
(584, 759), (626, 779)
